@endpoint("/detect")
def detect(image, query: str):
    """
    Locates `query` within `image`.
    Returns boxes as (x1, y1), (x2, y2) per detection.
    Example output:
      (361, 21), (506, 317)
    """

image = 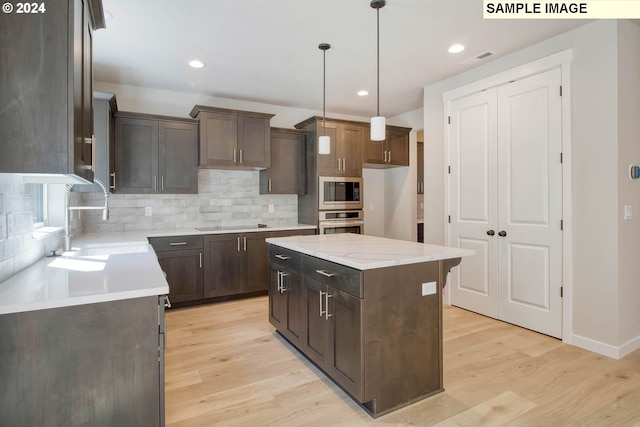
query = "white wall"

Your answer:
(362, 169), (385, 237)
(384, 108), (423, 240)
(617, 20), (640, 351)
(423, 20), (629, 352)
